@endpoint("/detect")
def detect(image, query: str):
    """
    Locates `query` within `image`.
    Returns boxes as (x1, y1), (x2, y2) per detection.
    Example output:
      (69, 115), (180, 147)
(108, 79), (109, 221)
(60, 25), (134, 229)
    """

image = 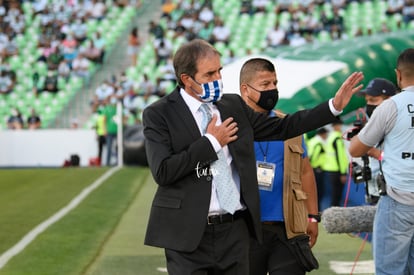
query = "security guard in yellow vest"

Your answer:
(323, 120), (349, 207)
(95, 108), (106, 165)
